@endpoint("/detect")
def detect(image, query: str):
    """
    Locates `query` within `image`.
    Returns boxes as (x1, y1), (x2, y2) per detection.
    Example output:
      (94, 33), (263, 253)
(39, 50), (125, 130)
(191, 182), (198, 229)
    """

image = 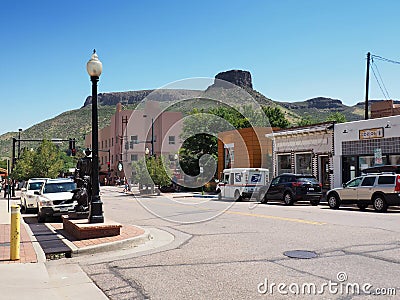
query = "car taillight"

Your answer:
(395, 175), (400, 192)
(319, 183), (322, 187)
(292, 182), (302, 187)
